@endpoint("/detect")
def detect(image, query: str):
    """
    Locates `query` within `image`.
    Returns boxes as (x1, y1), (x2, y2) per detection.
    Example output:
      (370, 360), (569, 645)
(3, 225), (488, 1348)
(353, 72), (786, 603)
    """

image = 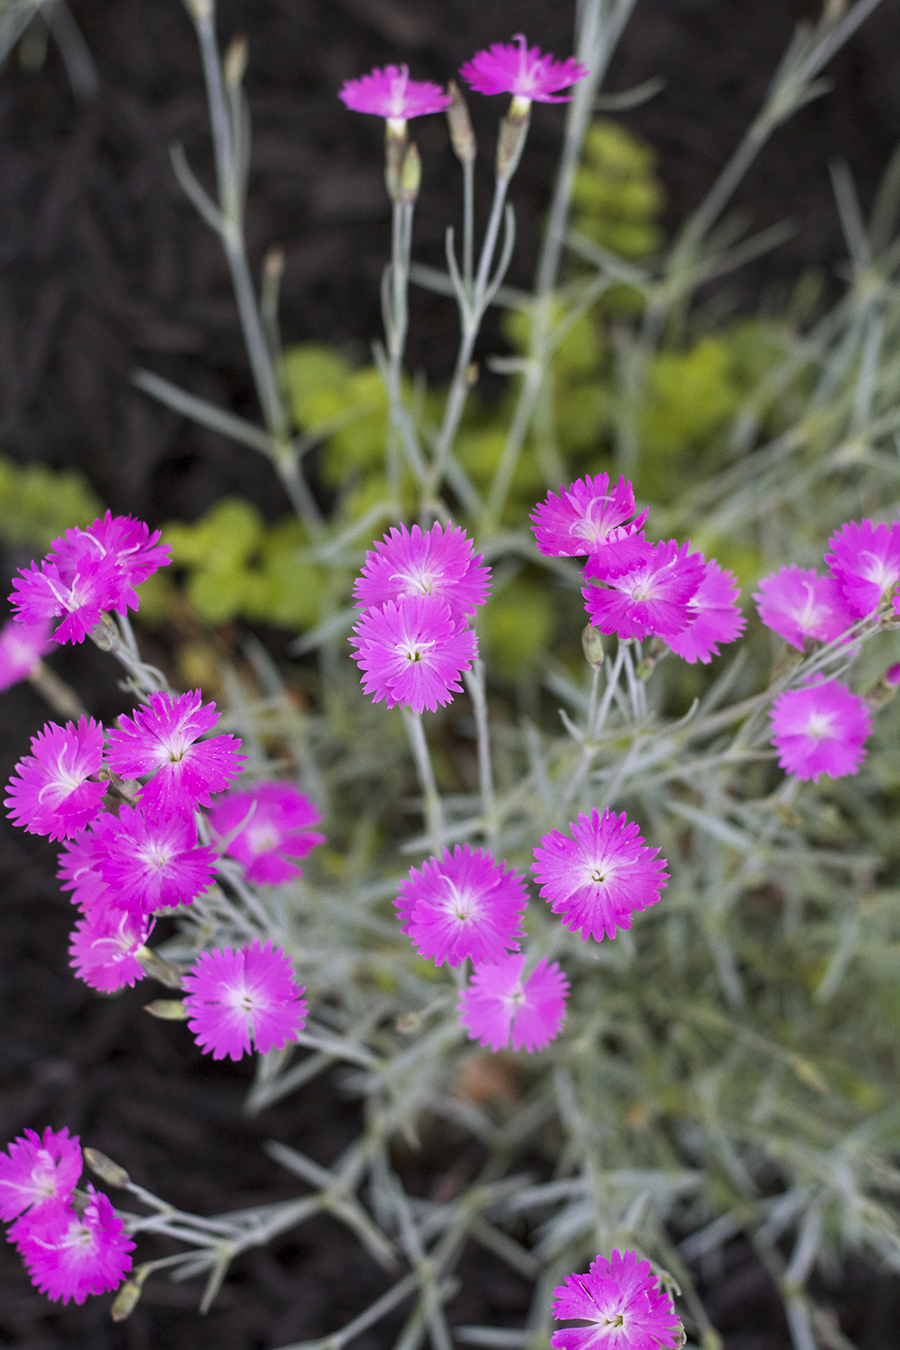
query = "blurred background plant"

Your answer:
(3, 1), (900, 1348)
